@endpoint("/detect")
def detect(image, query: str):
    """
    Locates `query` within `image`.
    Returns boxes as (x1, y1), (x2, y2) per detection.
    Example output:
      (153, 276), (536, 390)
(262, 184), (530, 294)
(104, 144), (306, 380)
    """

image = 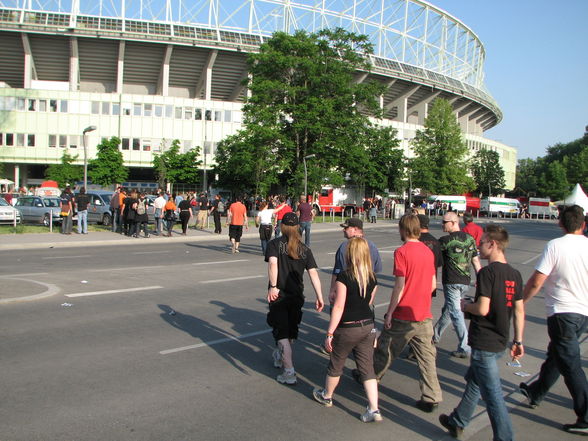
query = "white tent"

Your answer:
(563, 183), (588, 212)
(0, 178), (14, 185)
